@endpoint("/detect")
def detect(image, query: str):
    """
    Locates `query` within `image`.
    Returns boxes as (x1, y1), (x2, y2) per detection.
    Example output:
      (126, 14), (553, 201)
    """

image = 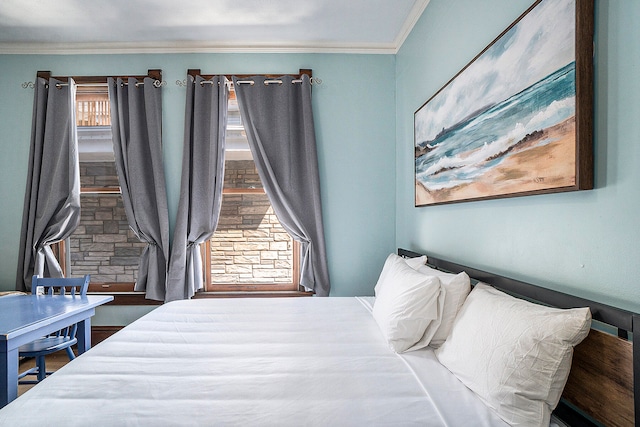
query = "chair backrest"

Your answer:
(31, 275), (90, 296)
